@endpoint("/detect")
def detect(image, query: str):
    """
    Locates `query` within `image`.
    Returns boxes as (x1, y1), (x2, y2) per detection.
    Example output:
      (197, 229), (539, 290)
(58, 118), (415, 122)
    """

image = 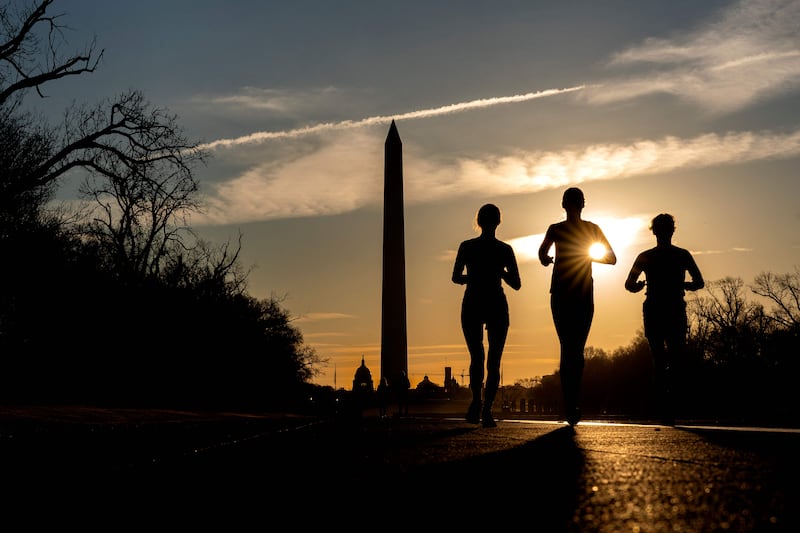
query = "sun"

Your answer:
(507, 215), (646, 264)
(589, 242), (608, 260)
